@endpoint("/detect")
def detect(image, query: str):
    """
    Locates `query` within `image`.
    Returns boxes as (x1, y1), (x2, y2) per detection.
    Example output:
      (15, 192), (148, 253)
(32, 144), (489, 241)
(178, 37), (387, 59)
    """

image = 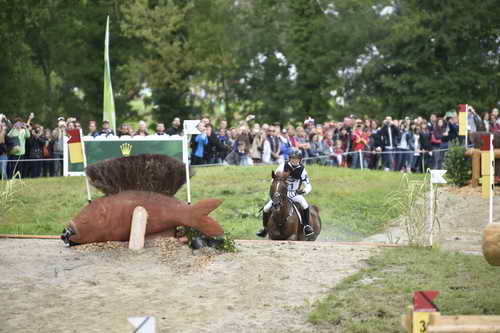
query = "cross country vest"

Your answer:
(284, 162), (304, 181)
